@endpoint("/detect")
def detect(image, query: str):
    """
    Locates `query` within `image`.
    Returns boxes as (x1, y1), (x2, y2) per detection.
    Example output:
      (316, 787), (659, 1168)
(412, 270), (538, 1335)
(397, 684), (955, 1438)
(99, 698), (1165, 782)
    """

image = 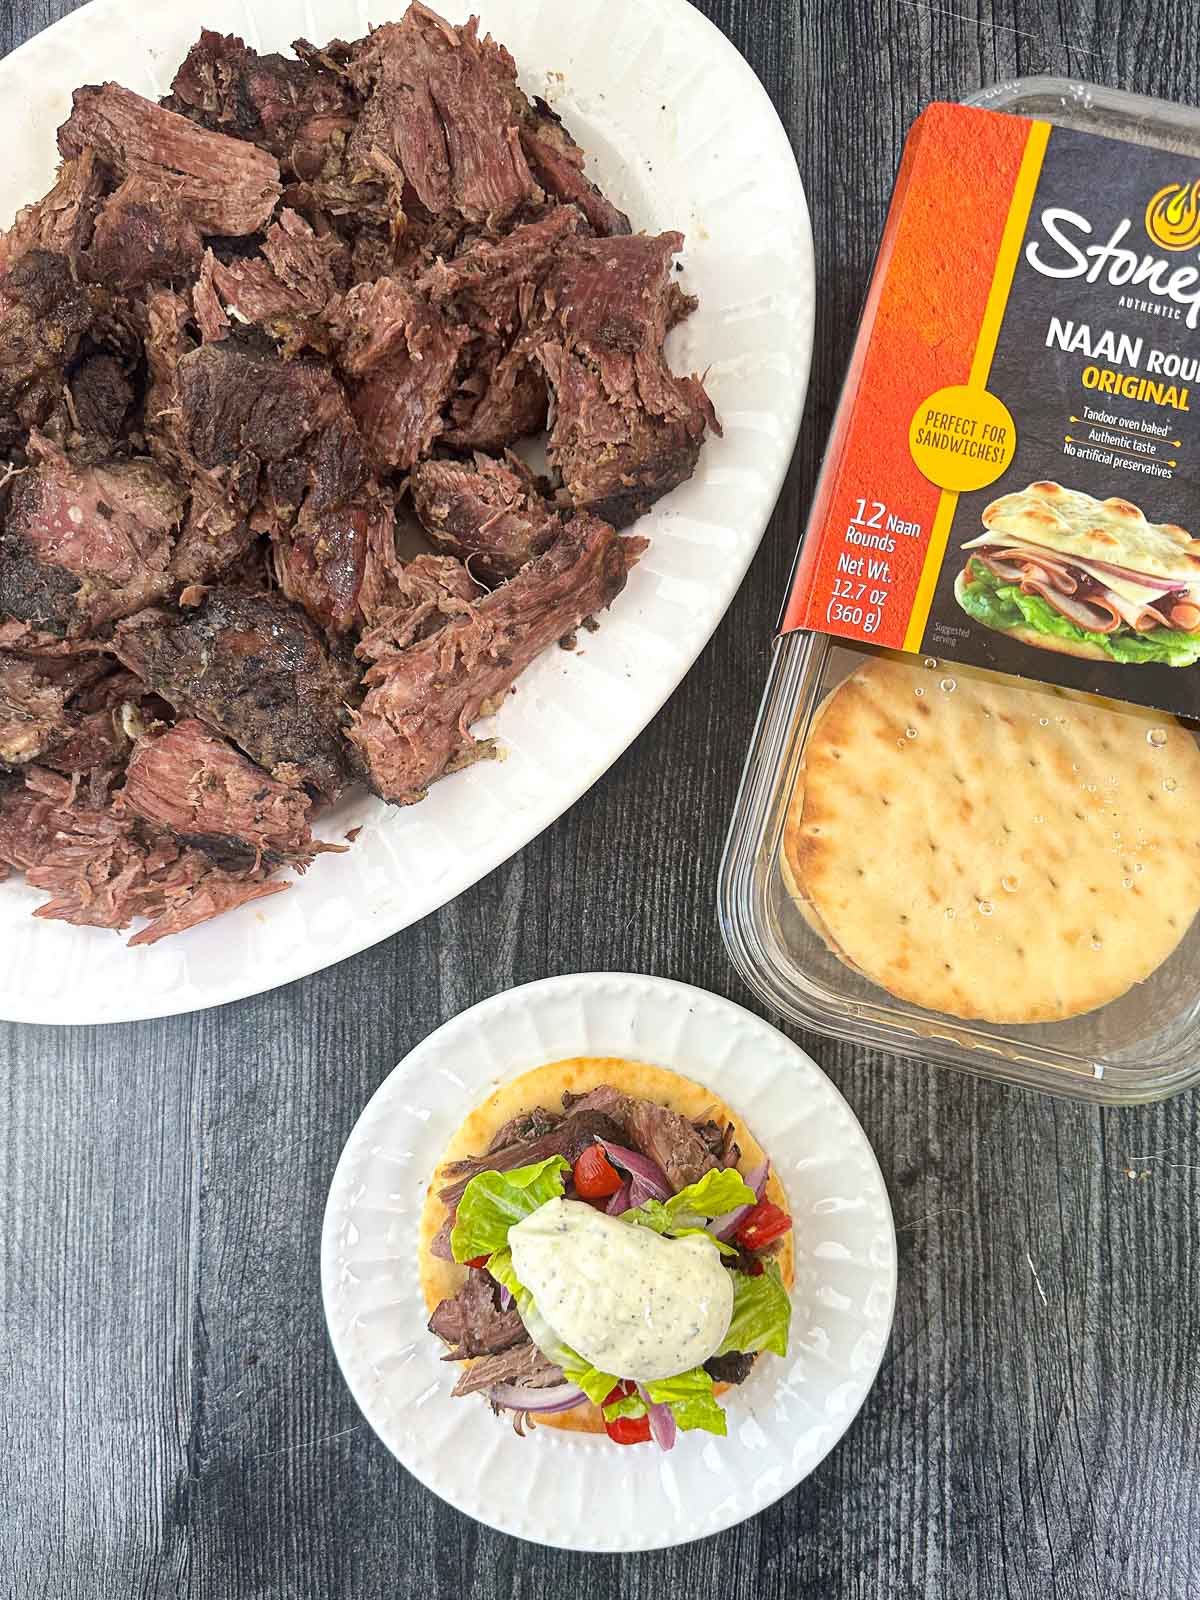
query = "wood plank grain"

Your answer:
(1, 1), (1199, 1598)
